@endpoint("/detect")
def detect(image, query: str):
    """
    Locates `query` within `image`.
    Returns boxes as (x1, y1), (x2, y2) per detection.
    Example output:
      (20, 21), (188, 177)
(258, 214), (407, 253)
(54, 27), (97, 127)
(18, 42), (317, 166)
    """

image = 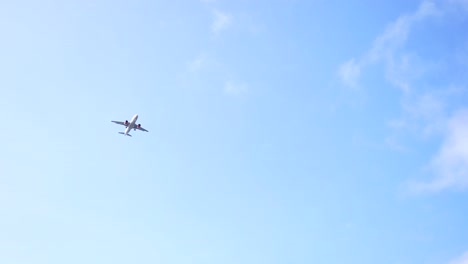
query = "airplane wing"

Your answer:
(111, 121), (128, 127)
(133, 124), (149, 132)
